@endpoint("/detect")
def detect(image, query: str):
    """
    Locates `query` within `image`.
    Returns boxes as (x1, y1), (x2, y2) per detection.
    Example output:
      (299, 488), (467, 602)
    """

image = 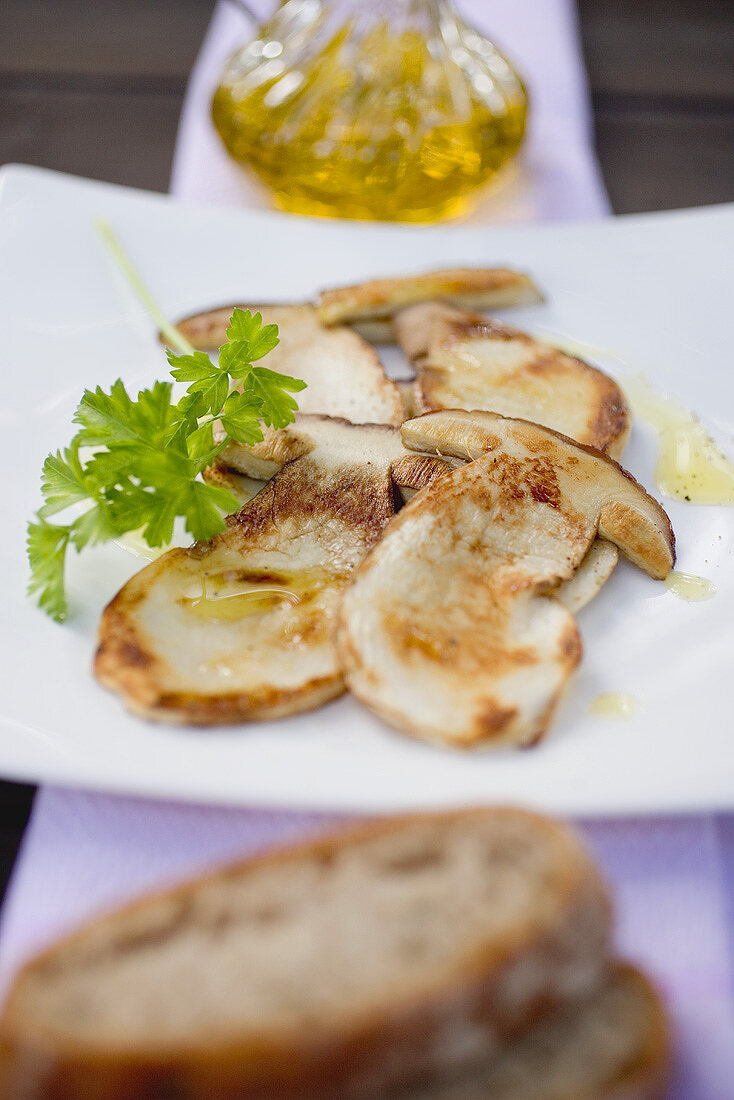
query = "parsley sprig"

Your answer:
(27, 227), (306, 622)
